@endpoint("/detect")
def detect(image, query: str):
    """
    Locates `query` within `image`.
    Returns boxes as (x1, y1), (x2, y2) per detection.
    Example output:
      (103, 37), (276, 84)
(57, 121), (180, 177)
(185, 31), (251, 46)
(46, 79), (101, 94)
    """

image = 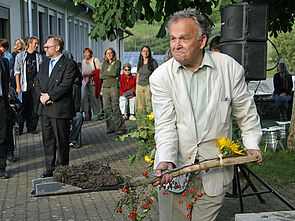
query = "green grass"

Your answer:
(248, 148), (295, 185)
(124, 21), (170, 54)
